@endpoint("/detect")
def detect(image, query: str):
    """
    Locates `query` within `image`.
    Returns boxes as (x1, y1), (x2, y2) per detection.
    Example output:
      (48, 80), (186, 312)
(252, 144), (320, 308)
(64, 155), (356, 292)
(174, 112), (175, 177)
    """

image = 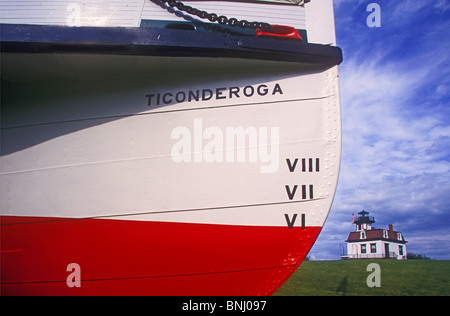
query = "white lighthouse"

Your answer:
(345, 211), (407, 260)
